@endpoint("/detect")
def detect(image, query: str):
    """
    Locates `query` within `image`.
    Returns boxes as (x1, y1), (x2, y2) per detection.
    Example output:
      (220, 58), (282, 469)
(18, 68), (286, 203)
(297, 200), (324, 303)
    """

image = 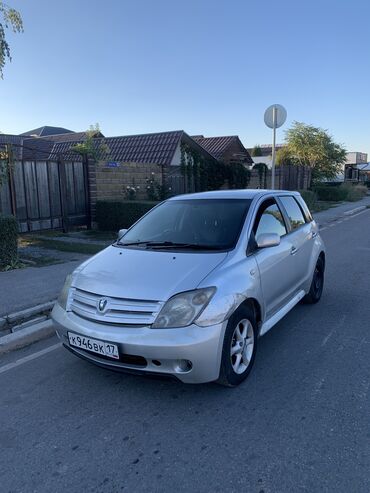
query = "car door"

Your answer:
(251, 198), (296, 319)
(277, 195), (314, 289)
